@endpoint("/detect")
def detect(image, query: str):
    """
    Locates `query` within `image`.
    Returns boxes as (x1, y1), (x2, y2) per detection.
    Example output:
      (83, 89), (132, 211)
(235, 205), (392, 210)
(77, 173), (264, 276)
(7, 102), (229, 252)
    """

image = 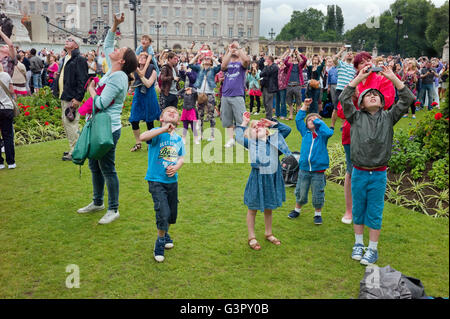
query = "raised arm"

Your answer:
(333, 46), (346, 66)
(0, 26), (16, 59)
(221, 48), (232, 71)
